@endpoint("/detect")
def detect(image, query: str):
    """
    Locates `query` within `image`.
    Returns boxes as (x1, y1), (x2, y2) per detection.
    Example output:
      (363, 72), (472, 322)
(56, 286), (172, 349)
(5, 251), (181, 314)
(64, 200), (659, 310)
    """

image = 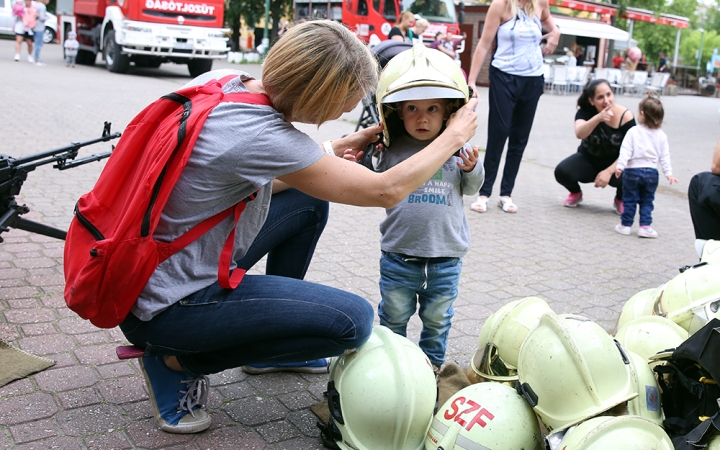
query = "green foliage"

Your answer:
(224, 0), (292, 51)
(705, 2), (720, 34)
(679, 28), (720, 70)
